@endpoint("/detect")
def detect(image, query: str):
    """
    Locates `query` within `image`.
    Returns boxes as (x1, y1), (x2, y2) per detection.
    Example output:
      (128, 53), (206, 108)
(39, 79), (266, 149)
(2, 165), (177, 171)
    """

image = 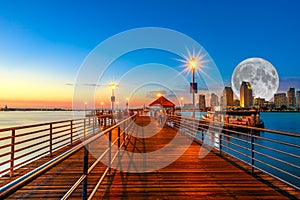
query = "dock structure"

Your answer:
(0, 115), (299, 199)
